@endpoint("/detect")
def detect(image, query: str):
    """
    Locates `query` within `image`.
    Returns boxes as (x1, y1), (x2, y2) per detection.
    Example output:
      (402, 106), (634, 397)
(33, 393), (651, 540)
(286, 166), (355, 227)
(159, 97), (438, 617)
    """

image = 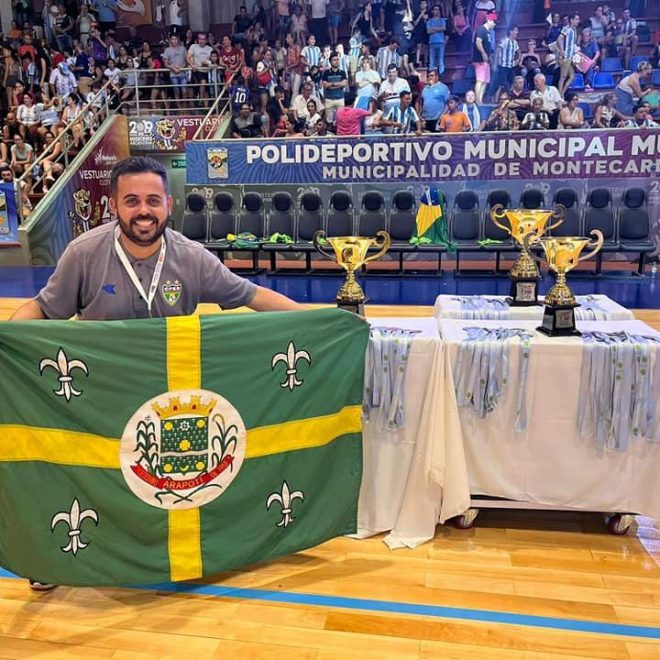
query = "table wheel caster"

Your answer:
(452, 509), (479, 529)
(606, 513), (634, 535)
